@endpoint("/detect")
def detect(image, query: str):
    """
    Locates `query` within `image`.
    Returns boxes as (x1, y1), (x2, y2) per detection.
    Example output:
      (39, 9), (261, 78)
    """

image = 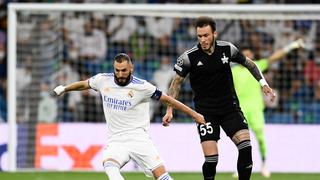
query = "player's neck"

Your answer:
(203, 43), (215, 55)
